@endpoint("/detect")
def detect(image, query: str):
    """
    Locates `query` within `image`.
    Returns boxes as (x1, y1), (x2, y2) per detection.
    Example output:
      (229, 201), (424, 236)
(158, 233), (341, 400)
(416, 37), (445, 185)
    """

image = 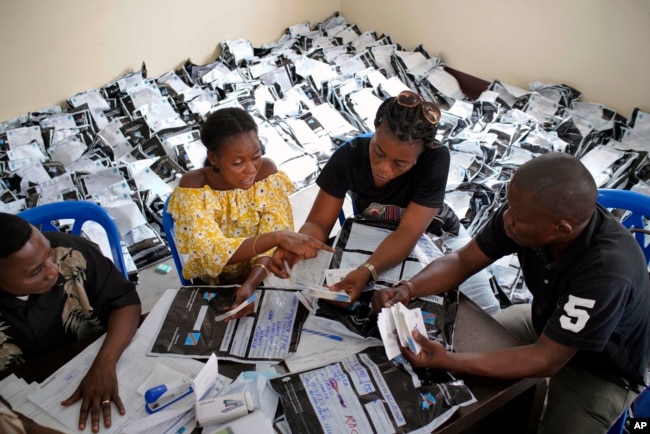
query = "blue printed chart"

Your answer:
(271, 346), (476, 433)
(148, 286), (309, 363)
